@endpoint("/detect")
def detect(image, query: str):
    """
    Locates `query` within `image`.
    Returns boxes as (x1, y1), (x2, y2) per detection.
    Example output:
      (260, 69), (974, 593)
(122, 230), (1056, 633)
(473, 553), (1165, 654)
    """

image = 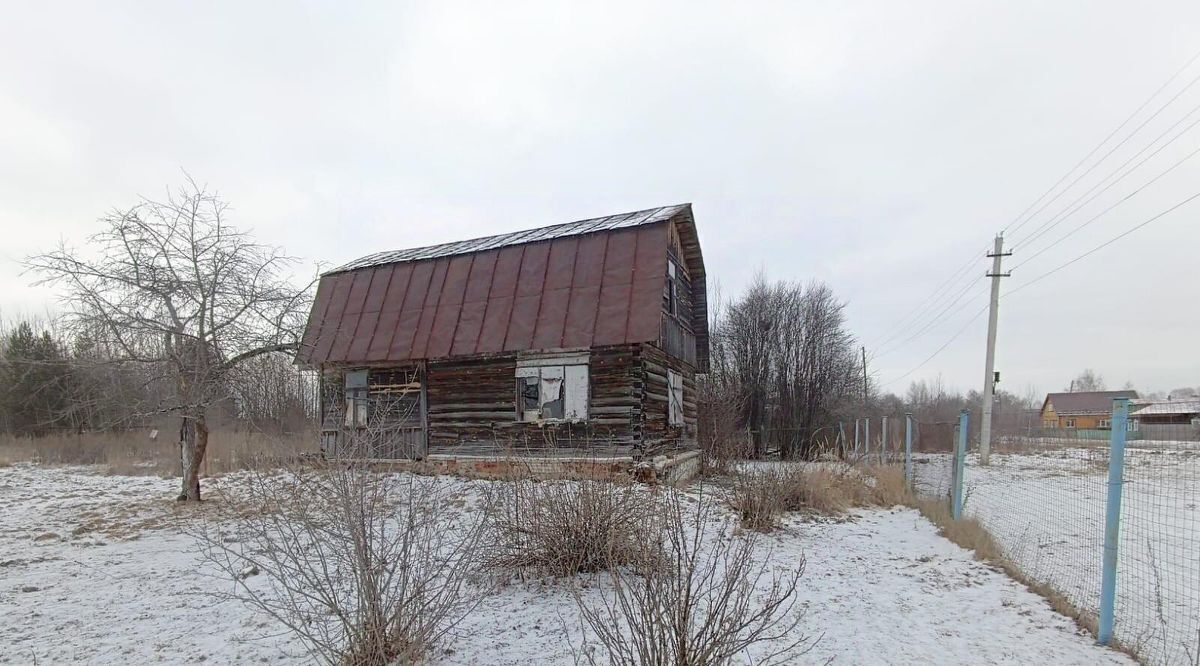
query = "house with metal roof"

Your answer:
(1038, 390), (1139, 430)
(297, 204), (707, 468)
